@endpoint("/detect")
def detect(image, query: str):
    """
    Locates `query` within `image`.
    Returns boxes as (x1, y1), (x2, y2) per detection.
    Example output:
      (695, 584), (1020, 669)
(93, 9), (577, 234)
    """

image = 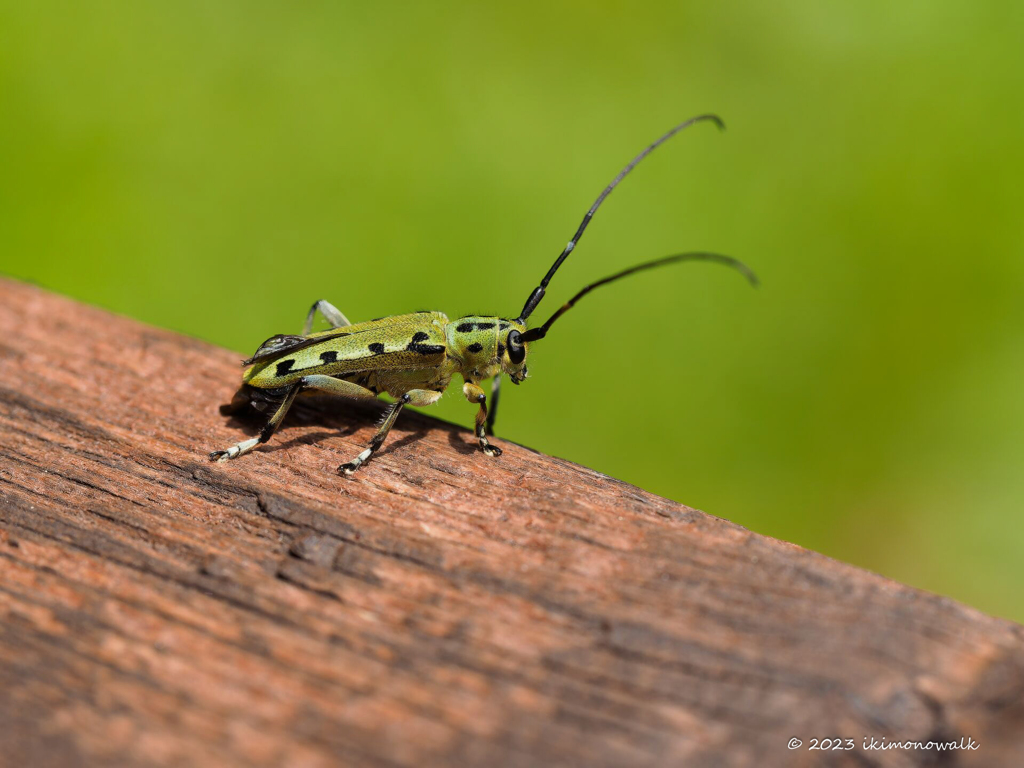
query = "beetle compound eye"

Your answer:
(507, 330), (526, 364)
